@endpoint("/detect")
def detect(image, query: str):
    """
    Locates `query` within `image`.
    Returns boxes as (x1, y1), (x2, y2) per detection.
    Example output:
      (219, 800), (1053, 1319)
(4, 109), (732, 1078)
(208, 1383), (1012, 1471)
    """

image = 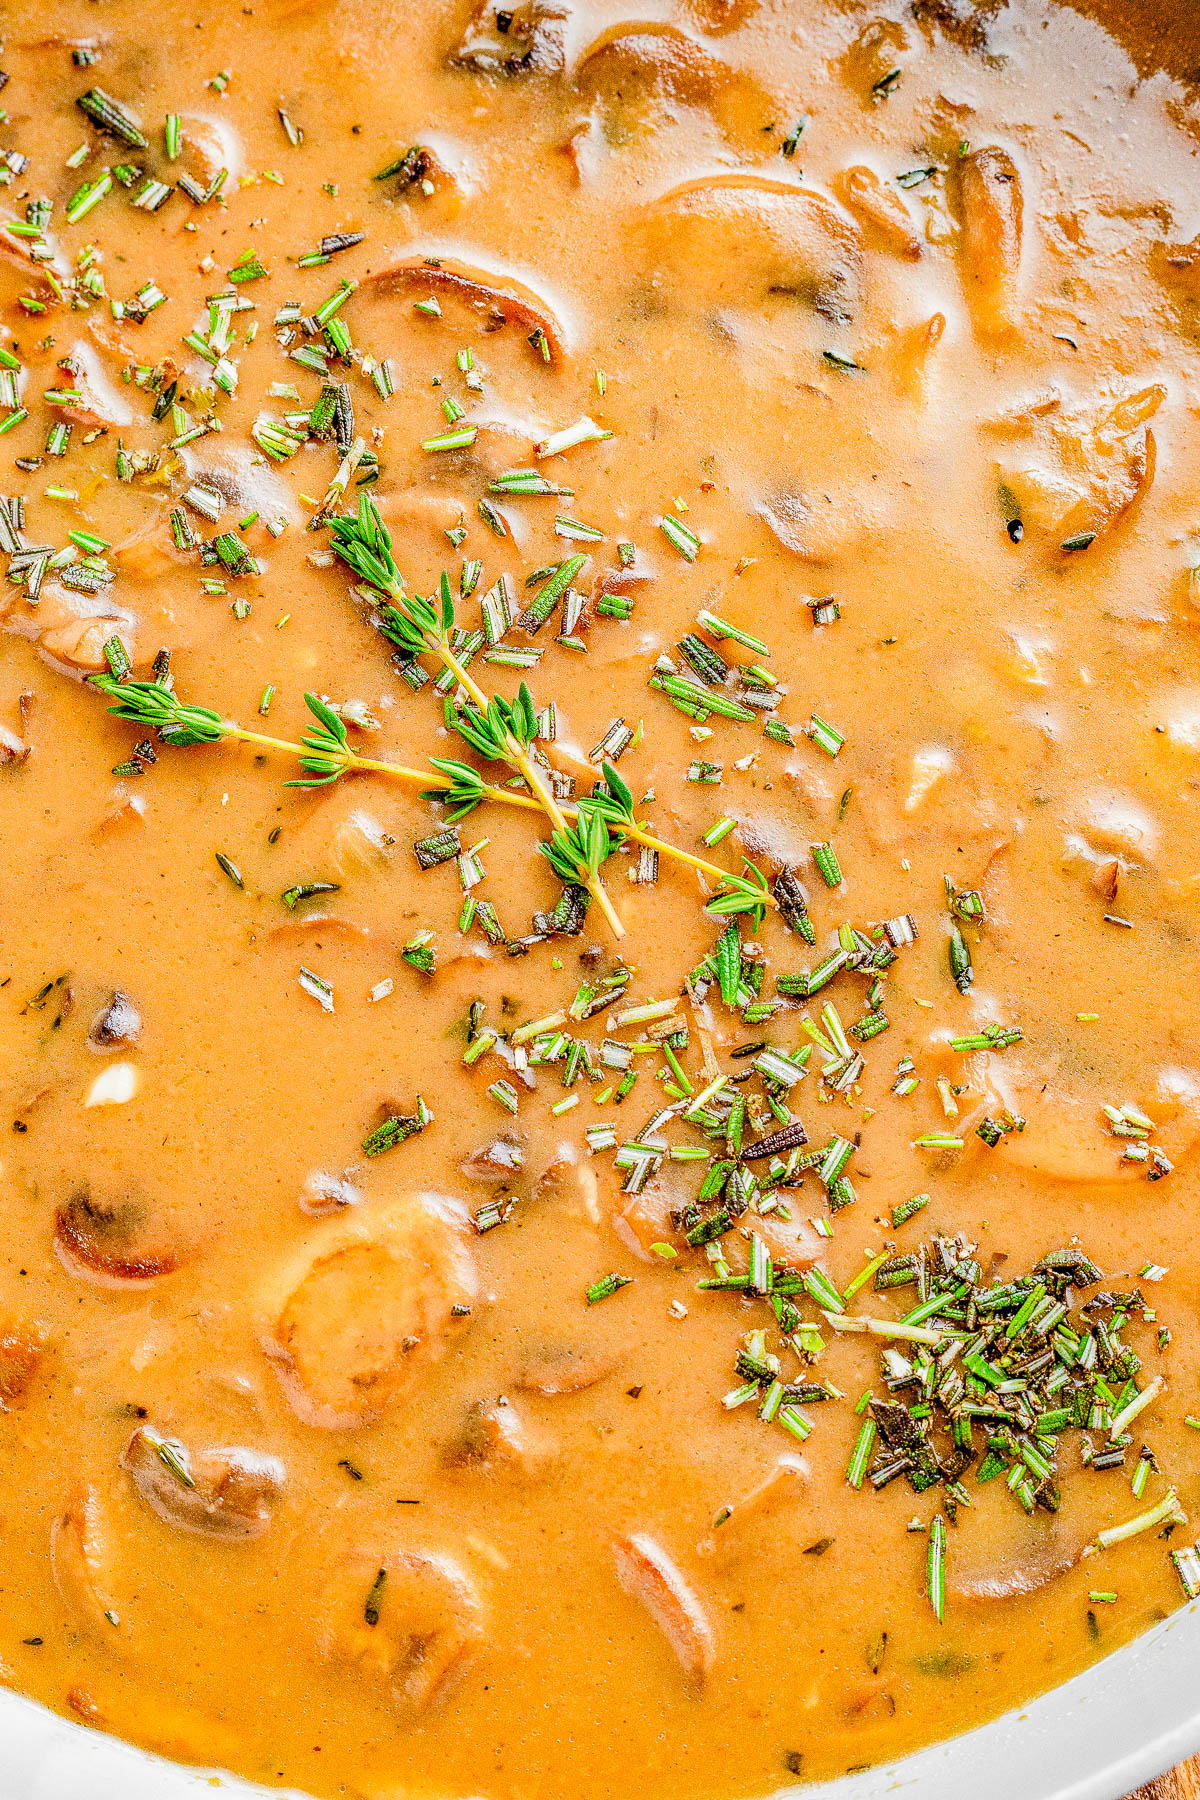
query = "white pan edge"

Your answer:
(3, 1597), (1199, 1800)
